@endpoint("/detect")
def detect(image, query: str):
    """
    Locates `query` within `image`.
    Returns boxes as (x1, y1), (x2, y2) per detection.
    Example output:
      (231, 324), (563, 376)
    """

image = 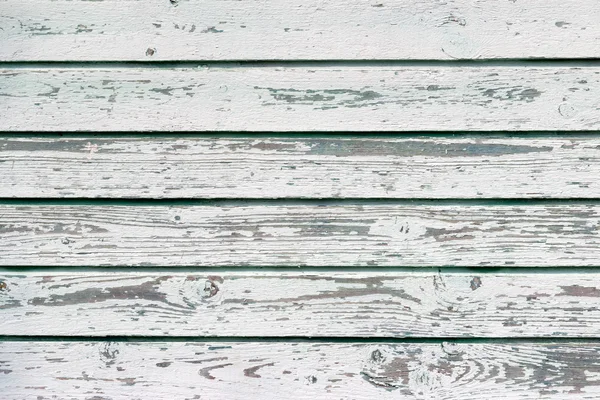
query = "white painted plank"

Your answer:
(1, 66), (598, 131)
(2, 0), (600, 61)
(0, 204), (599, 267)
(2, 271), (600, 337)
(3, 136), (600, 199)
(2, 341), (600, 399)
